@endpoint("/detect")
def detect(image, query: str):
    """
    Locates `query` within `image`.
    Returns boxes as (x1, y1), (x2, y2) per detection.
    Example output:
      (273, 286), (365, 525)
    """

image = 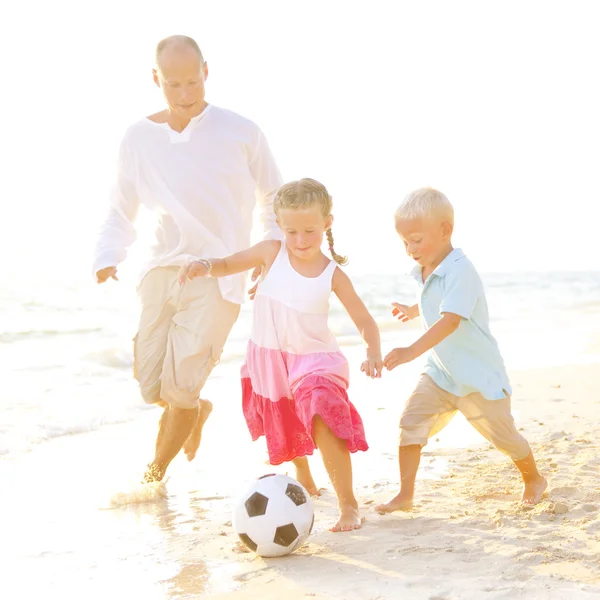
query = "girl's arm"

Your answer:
(332, 268), (382, 378)
(178, 240), (280, 283)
